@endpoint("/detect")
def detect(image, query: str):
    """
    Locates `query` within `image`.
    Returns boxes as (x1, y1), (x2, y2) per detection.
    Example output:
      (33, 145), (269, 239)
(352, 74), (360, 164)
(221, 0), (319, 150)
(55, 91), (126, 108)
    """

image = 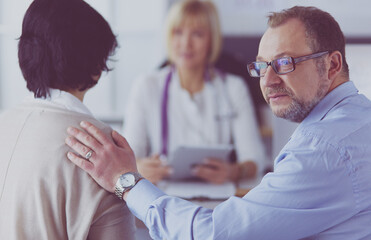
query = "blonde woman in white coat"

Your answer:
(124, 0), (265, 184)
